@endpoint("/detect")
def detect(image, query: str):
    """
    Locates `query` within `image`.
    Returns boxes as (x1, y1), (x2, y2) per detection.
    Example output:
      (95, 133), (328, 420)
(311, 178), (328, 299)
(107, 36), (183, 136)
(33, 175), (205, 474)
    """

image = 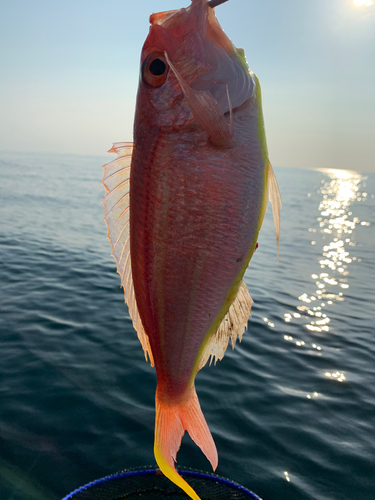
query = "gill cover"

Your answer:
(142, 0), (255, 125)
